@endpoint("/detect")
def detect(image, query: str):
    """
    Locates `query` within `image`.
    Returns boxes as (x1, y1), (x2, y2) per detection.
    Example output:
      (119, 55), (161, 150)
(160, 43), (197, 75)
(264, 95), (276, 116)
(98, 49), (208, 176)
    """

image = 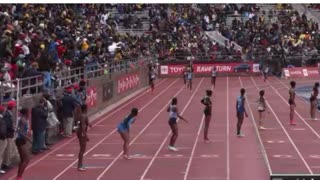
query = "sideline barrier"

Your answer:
(15, 62), (150, 143)
(18, 65), (149, 118)
(159, 62), (260, 77)
(282, 67), (319, 78)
